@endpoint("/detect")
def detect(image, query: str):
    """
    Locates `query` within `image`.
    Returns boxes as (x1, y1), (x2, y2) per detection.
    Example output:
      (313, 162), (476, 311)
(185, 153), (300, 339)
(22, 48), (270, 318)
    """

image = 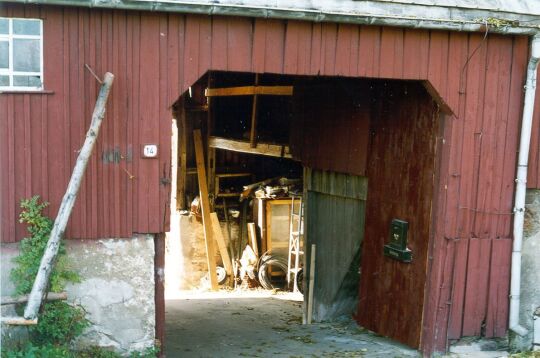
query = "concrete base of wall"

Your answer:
(510, 189), (540, 352)
(1, 235), (156, 354)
